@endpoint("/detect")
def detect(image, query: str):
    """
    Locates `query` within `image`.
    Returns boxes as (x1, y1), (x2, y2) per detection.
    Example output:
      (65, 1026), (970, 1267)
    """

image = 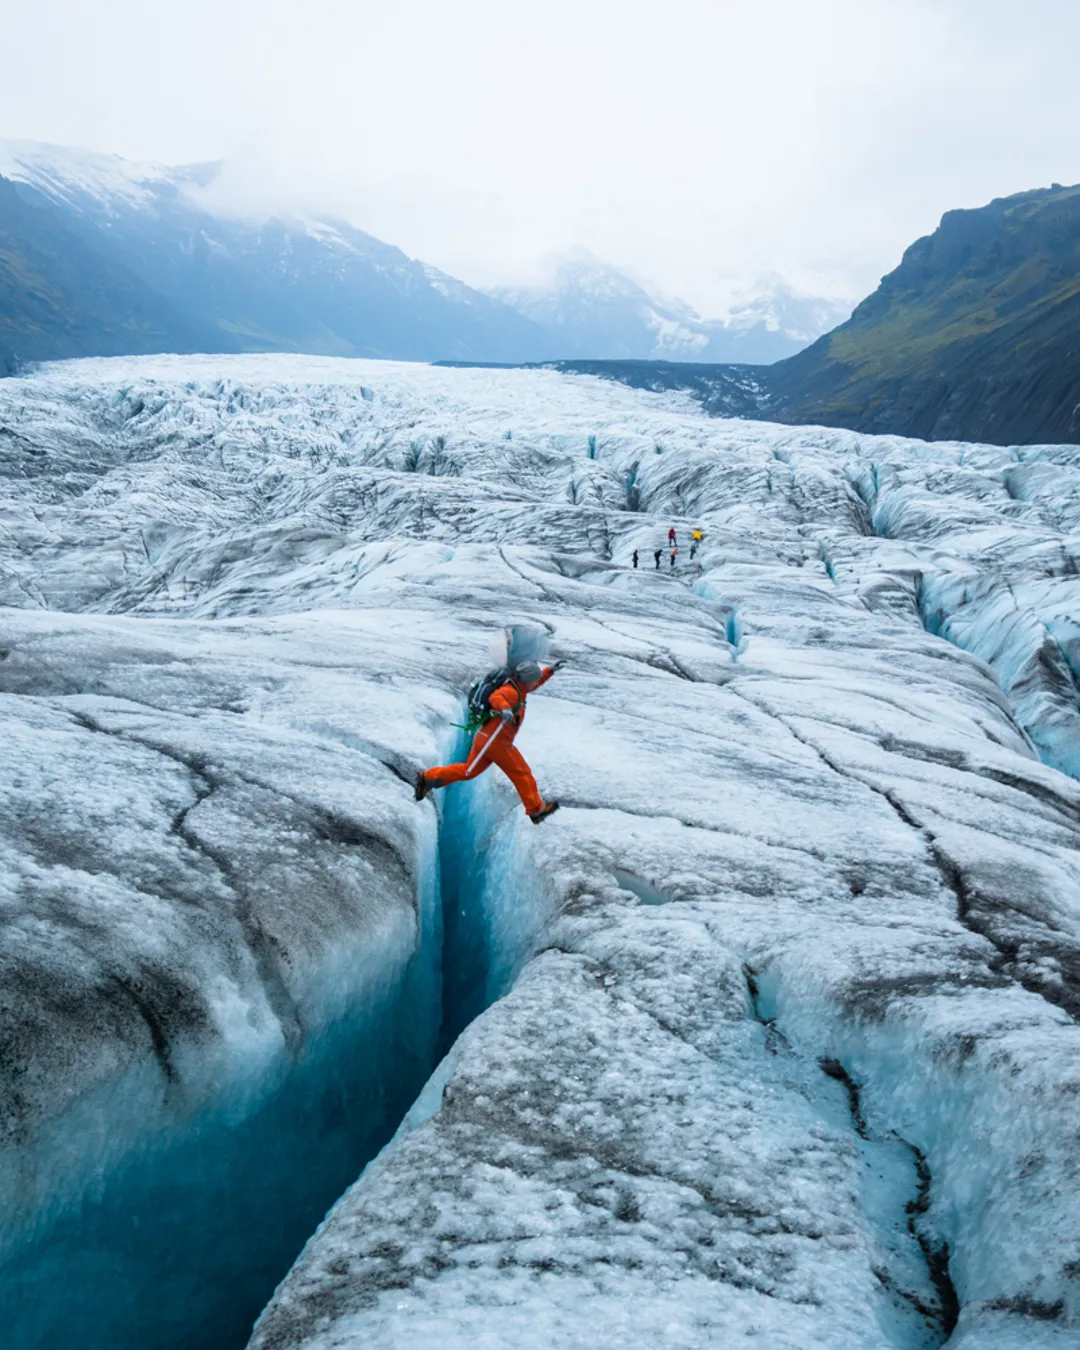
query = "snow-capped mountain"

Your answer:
(491, 251), (851, 364)
(724, 270), (854, 350)
(491, 250), (714, 361)
(1, 354), (1078, 1349)
(0, 141), (557, 364)
(0, 142), (853, 373)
